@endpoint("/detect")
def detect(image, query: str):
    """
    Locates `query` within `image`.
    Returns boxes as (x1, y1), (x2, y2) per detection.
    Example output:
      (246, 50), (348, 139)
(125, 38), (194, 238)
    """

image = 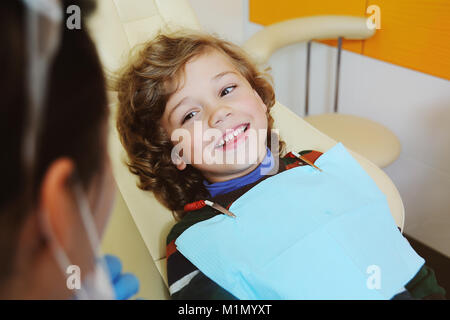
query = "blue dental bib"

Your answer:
(175, 142), (424, 299)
